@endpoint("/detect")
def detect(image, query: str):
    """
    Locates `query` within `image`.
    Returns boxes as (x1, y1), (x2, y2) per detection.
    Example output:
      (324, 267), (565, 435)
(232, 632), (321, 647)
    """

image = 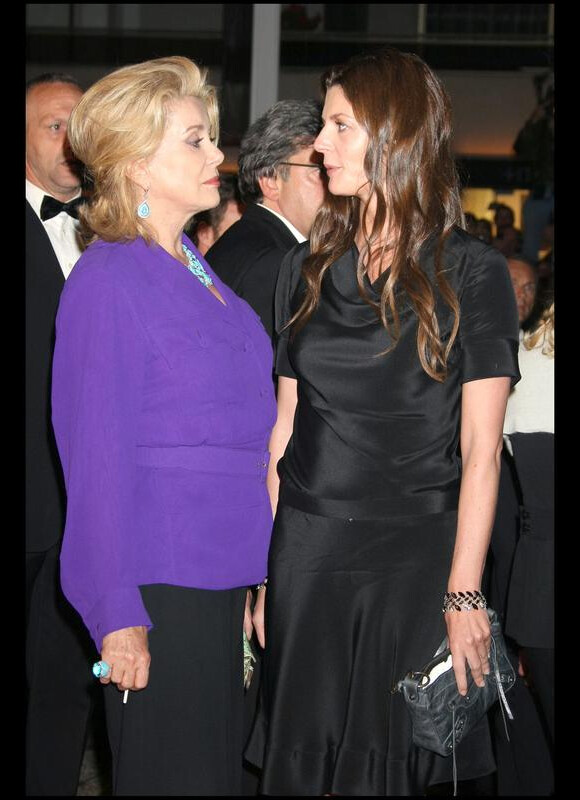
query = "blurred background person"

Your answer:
(51, 56), (276, 796)
(490, 201), (515, 239)
(26, 72), (100, 796)
(493, 224), (523, 259)
(487, 202), (522, 258)
(507, 254), (539, 331)
(206, 99), (326, 340)
(186, 172), (245, 255)
(504, 302), (554, 759)
(463, 212), (492, 245)
(474, 217), (493, 245)
(513, 71), (554, 265)
(484, 263), (553, 794)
